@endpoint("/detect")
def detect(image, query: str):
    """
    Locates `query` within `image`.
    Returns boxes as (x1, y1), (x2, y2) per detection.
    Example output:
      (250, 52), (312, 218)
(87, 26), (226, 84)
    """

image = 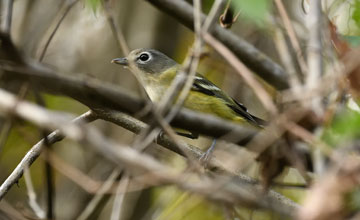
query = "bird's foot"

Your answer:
(199, 139), (217, 168)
